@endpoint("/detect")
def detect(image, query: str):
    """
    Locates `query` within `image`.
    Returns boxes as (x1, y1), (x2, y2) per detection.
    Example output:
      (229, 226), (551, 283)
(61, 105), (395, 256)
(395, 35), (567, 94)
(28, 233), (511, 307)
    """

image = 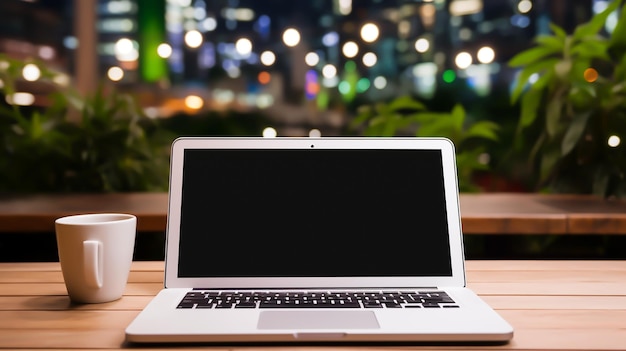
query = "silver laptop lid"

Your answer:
(164, 137), (466, 289)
